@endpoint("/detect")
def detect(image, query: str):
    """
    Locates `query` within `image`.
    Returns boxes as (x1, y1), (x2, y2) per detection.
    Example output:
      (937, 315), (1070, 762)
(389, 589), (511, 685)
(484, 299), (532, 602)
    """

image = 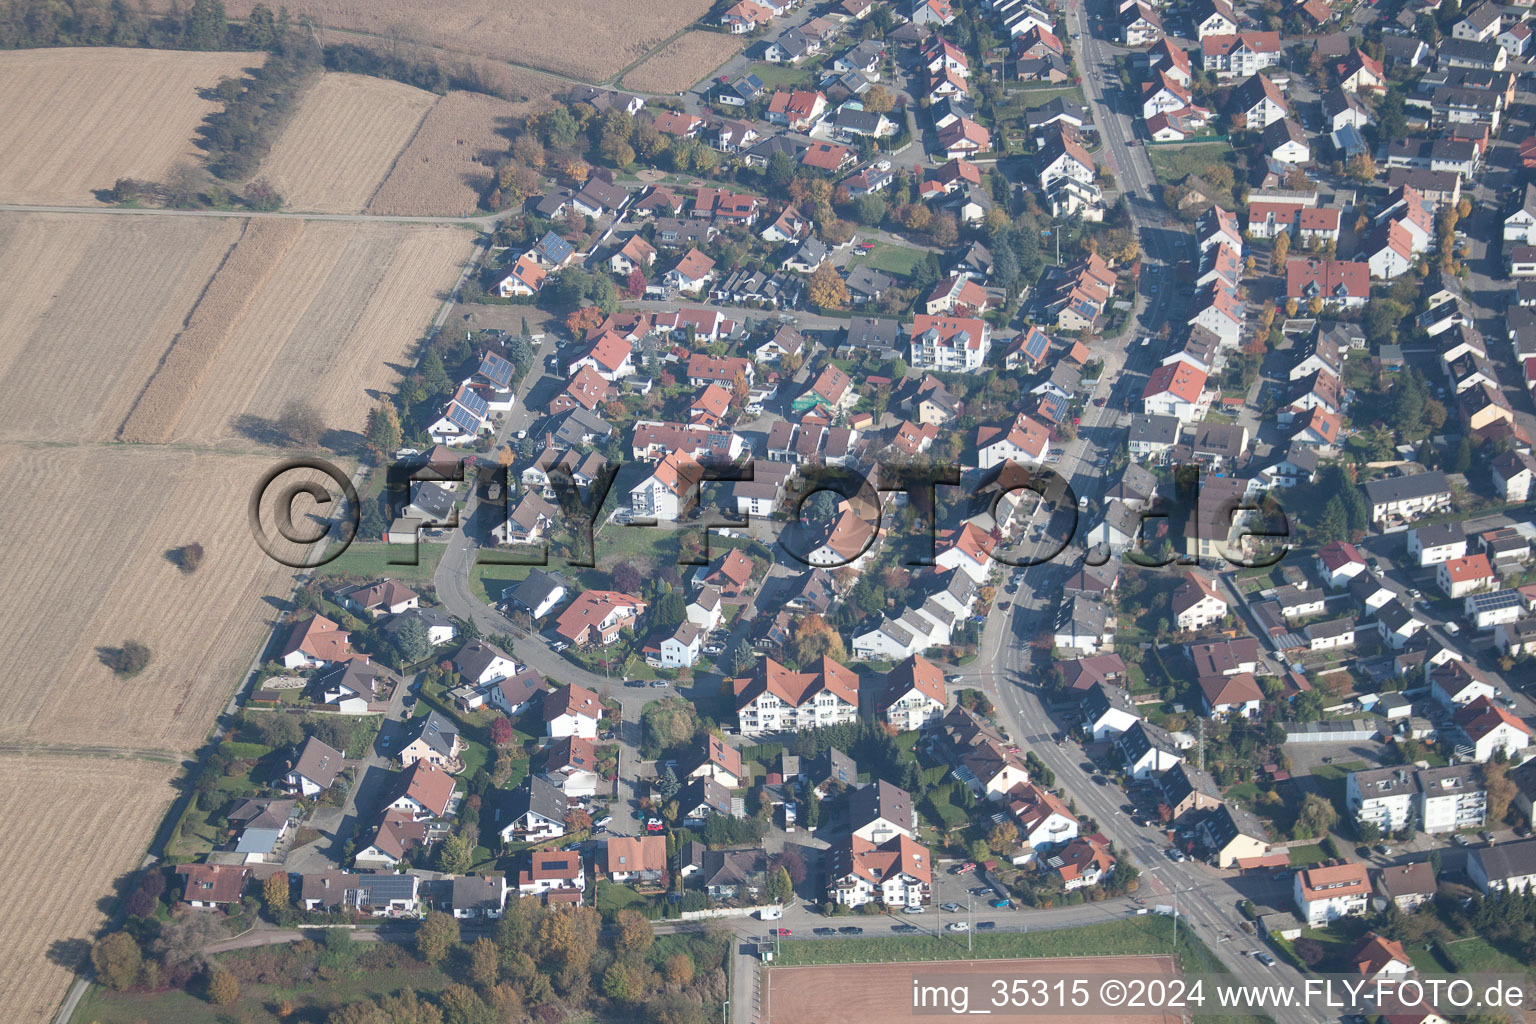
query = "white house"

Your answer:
(1081, 681), (1141, 741)
(1294, 862), (1372, 926)
(543, 683), (602, 739)
(1173, 571), (1228, 630)
(629, 451), (701, 522)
